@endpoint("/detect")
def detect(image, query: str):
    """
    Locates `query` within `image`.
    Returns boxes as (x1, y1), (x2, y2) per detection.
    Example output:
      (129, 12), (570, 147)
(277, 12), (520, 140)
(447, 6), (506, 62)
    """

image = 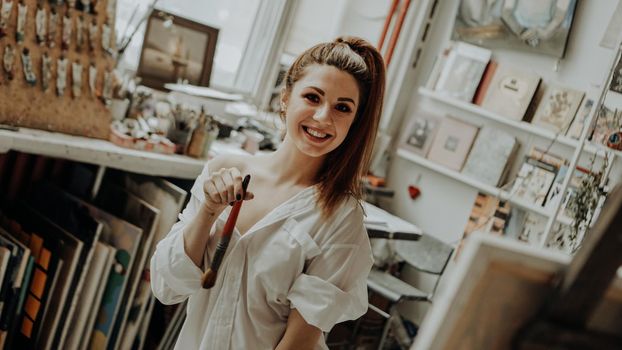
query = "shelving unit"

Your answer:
(396, 148), (573, 226)
(0, 126), (251, 179)
(418, 87), (610, 157)
(404, 41), (622, 251)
